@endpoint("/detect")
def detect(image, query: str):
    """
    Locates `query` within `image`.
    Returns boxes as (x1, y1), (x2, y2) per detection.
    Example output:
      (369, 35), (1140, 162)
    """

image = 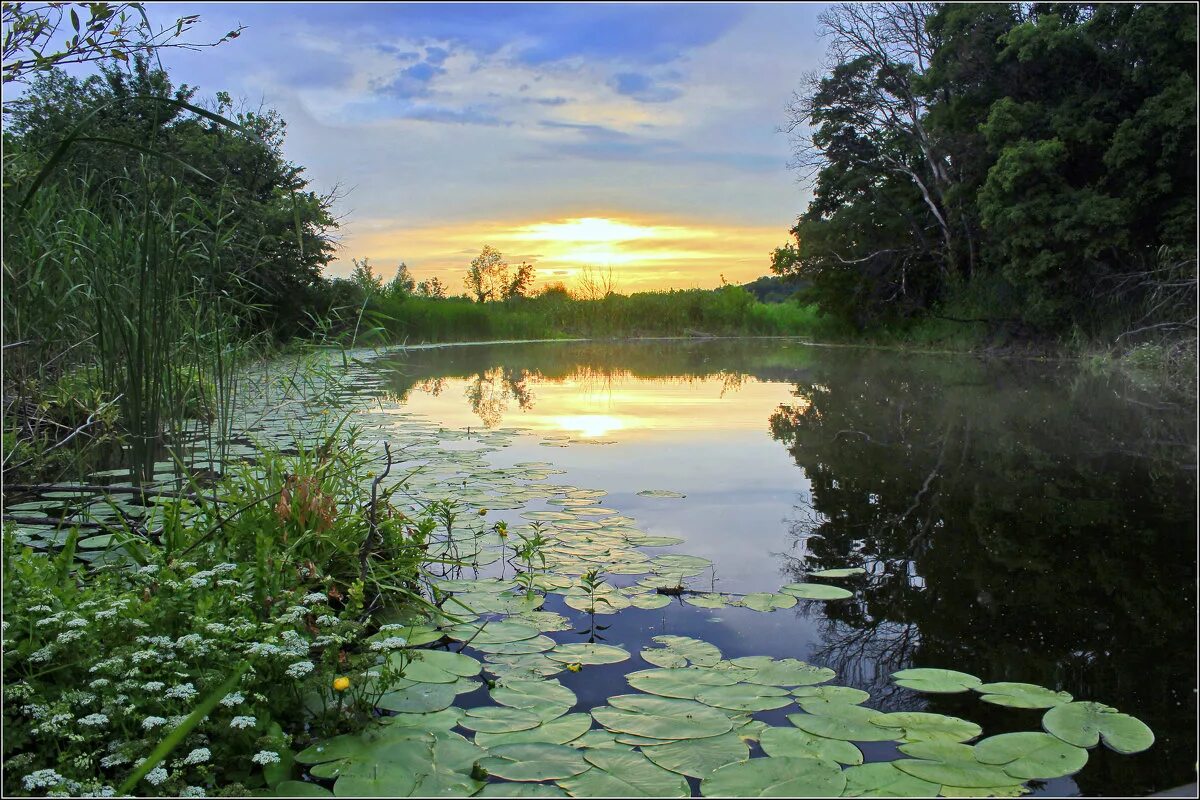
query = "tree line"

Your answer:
(773, 2), (1197, 341)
